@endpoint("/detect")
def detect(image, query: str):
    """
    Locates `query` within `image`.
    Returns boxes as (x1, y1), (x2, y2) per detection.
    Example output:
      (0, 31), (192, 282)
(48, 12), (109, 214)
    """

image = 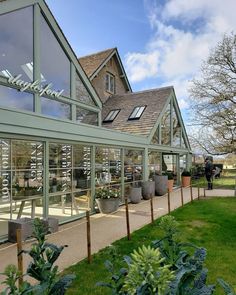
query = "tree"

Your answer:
(189, 32), (236, 155)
